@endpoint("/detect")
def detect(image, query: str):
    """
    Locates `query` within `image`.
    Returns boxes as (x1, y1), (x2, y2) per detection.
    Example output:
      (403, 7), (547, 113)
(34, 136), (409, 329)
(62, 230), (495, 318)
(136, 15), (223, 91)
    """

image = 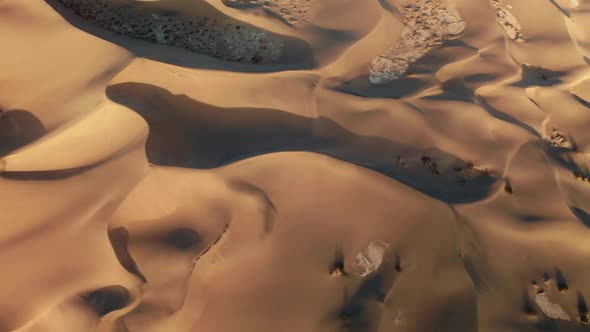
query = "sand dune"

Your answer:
(1, 0), (590, 331)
